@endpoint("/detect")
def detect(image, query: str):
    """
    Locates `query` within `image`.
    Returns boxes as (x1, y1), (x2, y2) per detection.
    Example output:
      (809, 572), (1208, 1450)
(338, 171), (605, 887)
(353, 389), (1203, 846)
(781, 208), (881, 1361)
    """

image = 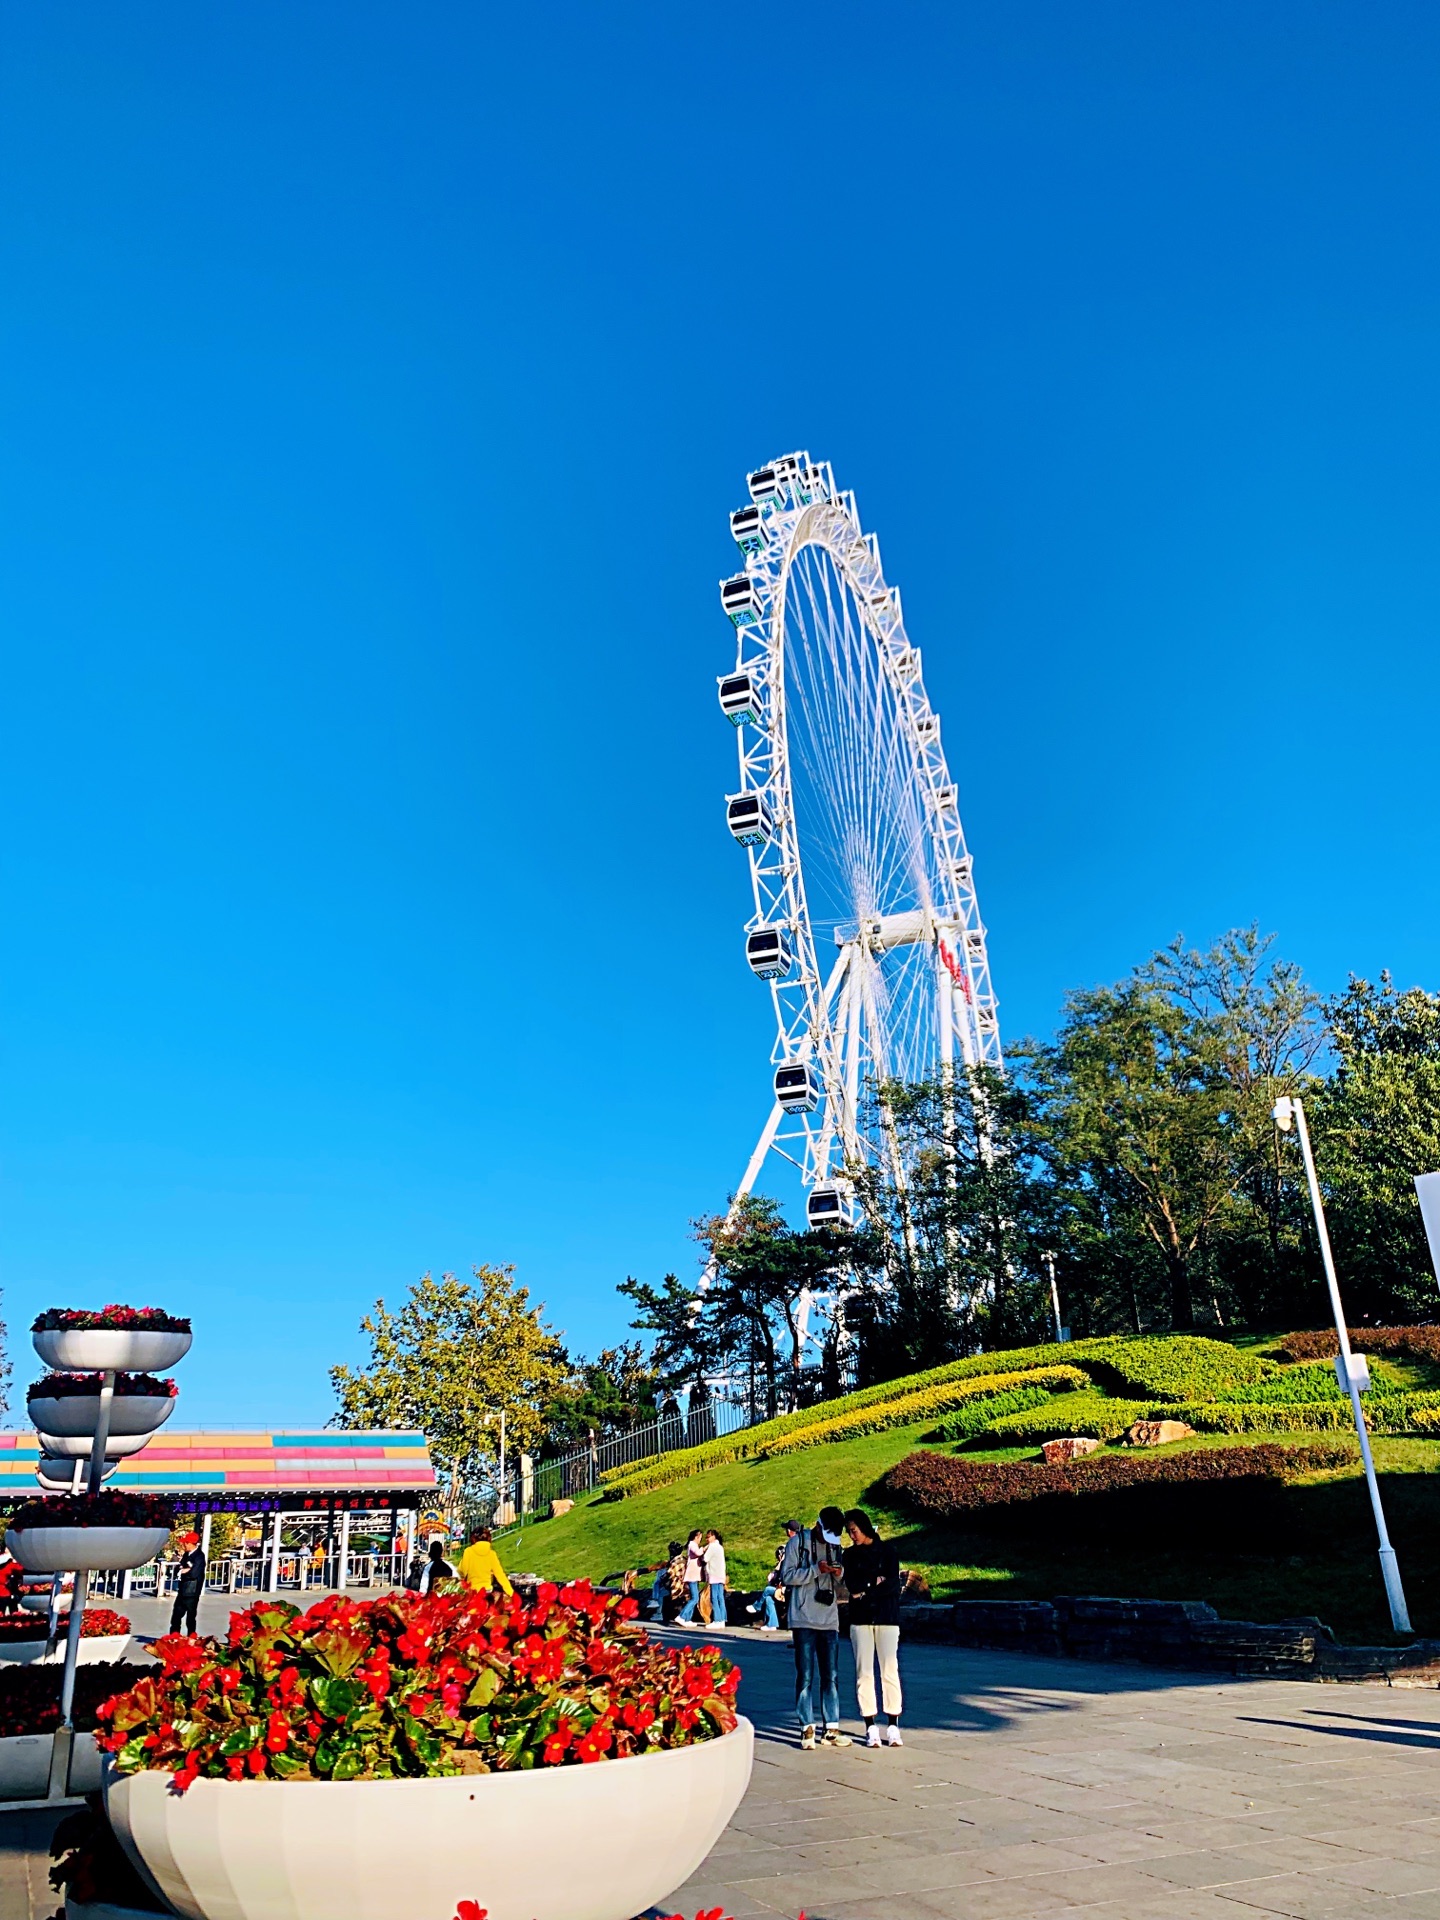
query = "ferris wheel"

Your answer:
(717, 452), (1002, 1232)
